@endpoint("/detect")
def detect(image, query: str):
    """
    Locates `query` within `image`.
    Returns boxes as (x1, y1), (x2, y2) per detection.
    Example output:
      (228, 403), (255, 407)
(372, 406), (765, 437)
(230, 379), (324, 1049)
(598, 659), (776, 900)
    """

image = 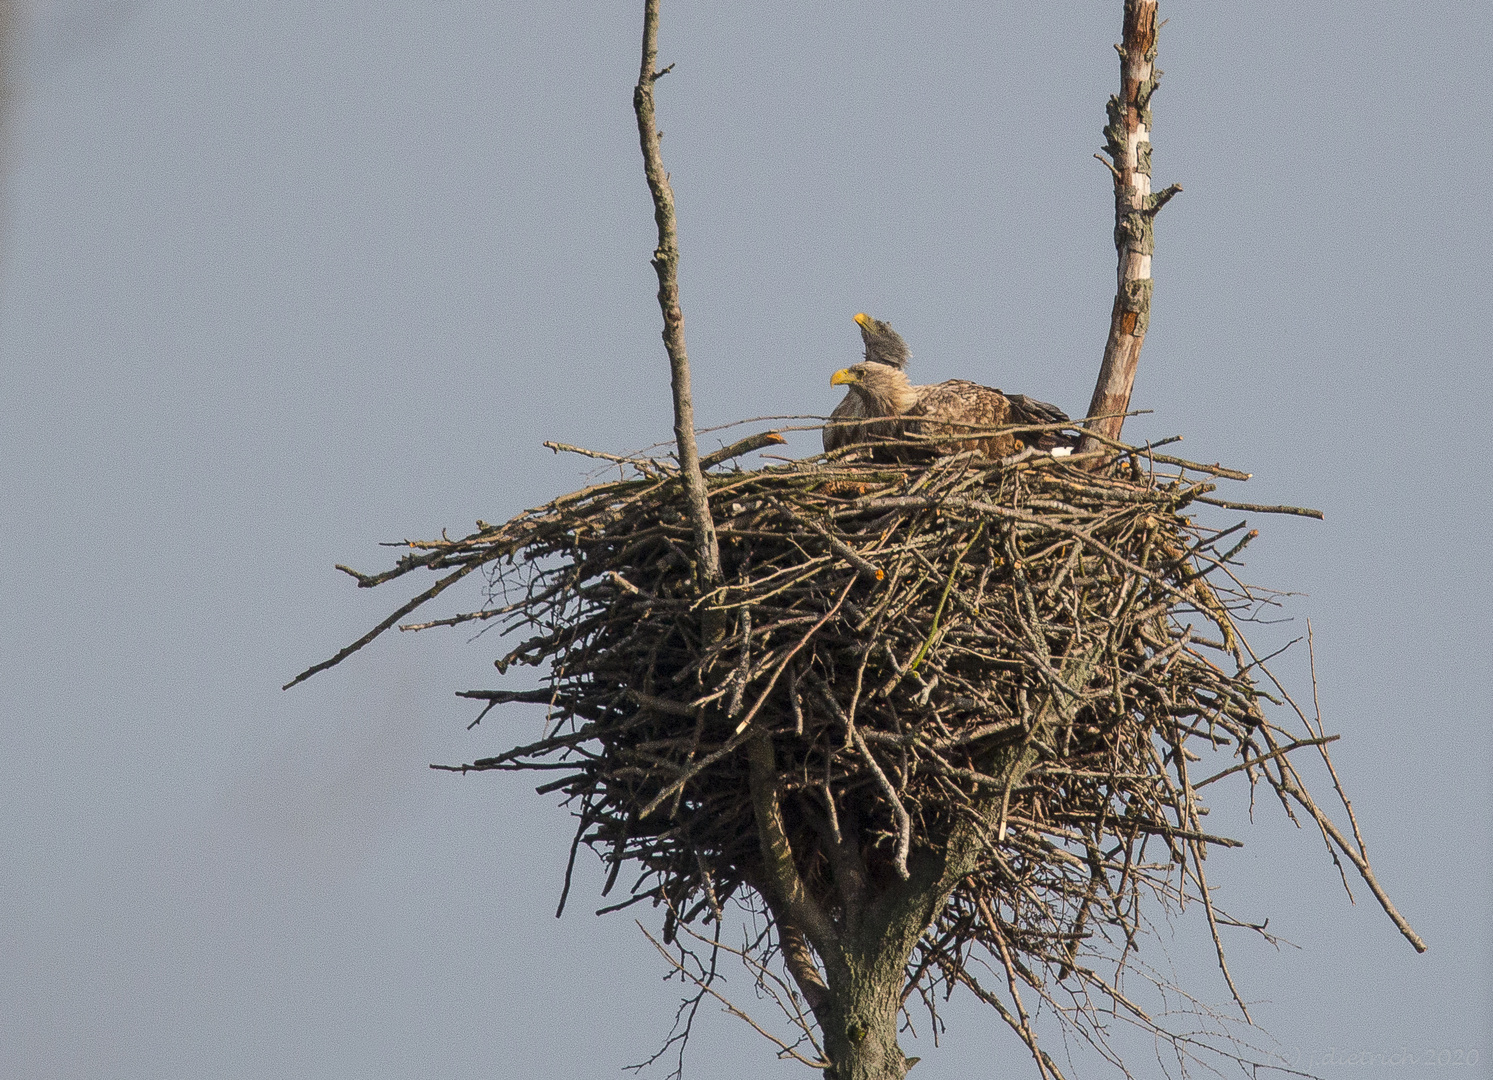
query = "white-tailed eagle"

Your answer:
(824, 314), (1075, 459)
